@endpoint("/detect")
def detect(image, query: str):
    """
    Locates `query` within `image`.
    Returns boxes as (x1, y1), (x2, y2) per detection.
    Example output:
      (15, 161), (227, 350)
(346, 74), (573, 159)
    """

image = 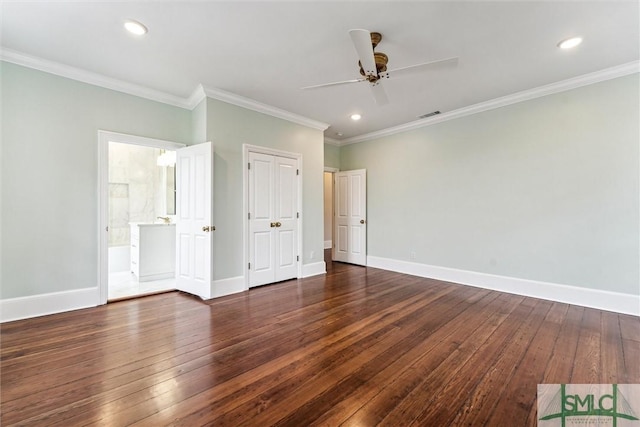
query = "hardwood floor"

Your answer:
(2, 252), (638, 426)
